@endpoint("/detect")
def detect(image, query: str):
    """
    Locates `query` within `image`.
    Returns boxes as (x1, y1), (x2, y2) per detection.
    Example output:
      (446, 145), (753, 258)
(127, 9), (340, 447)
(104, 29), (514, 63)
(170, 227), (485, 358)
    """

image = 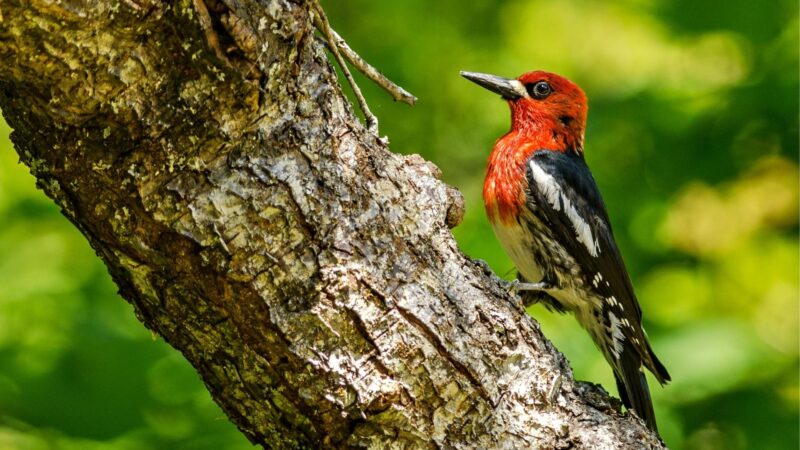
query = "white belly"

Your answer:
(491, 219), (543, 283)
